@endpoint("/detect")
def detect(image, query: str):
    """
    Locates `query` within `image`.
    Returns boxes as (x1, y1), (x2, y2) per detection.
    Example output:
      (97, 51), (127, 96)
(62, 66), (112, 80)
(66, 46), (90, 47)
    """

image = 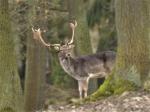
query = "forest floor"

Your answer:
(42, 86), (150, 112)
